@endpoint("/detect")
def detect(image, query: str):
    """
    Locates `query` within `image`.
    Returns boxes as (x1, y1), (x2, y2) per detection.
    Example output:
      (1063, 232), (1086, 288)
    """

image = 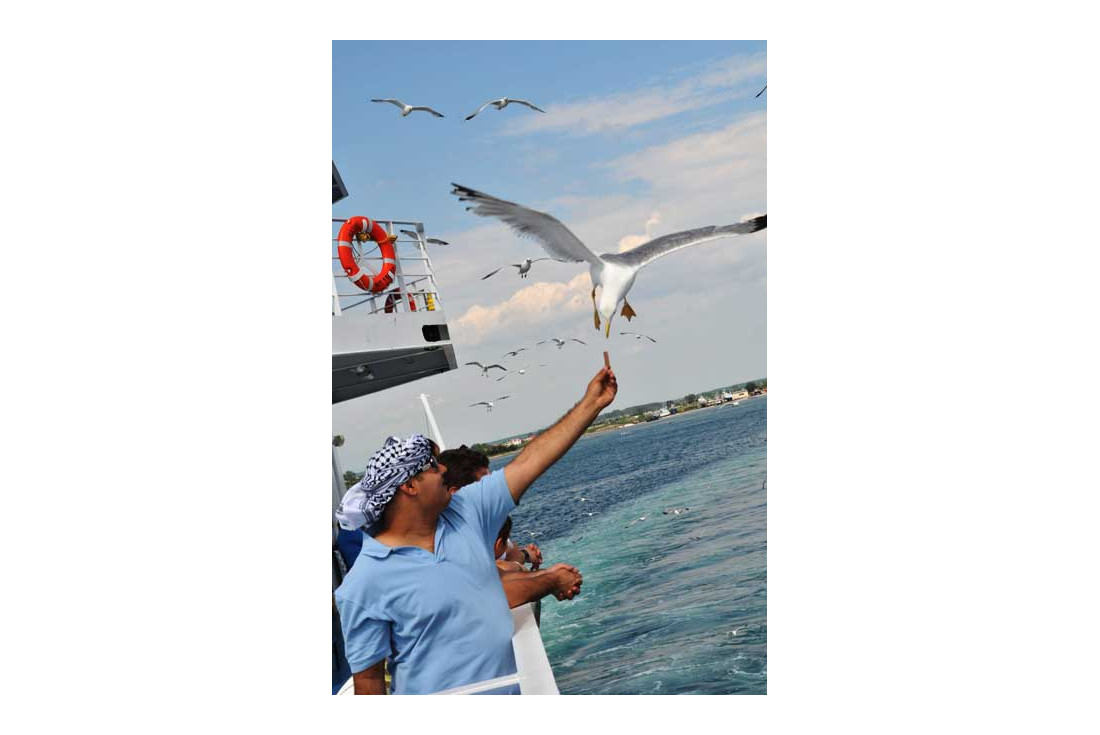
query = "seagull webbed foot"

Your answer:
(621, 300), (637, 321)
